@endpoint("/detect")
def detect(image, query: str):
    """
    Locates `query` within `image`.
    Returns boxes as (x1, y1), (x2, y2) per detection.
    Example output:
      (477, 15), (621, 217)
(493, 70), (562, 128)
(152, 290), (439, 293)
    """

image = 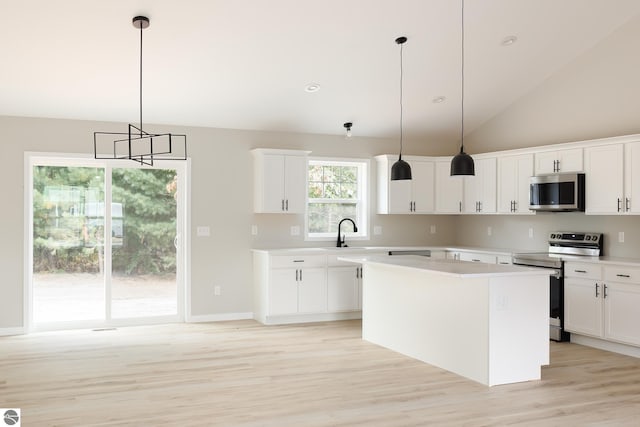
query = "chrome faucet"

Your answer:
(336, 218), (358, 247)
